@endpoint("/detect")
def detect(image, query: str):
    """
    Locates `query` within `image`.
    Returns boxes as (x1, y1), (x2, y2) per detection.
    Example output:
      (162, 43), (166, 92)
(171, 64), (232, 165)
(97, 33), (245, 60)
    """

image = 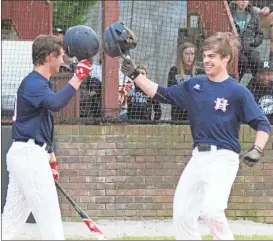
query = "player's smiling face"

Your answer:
(49, 48), (65, 74)
(202, 48), (229, 77)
